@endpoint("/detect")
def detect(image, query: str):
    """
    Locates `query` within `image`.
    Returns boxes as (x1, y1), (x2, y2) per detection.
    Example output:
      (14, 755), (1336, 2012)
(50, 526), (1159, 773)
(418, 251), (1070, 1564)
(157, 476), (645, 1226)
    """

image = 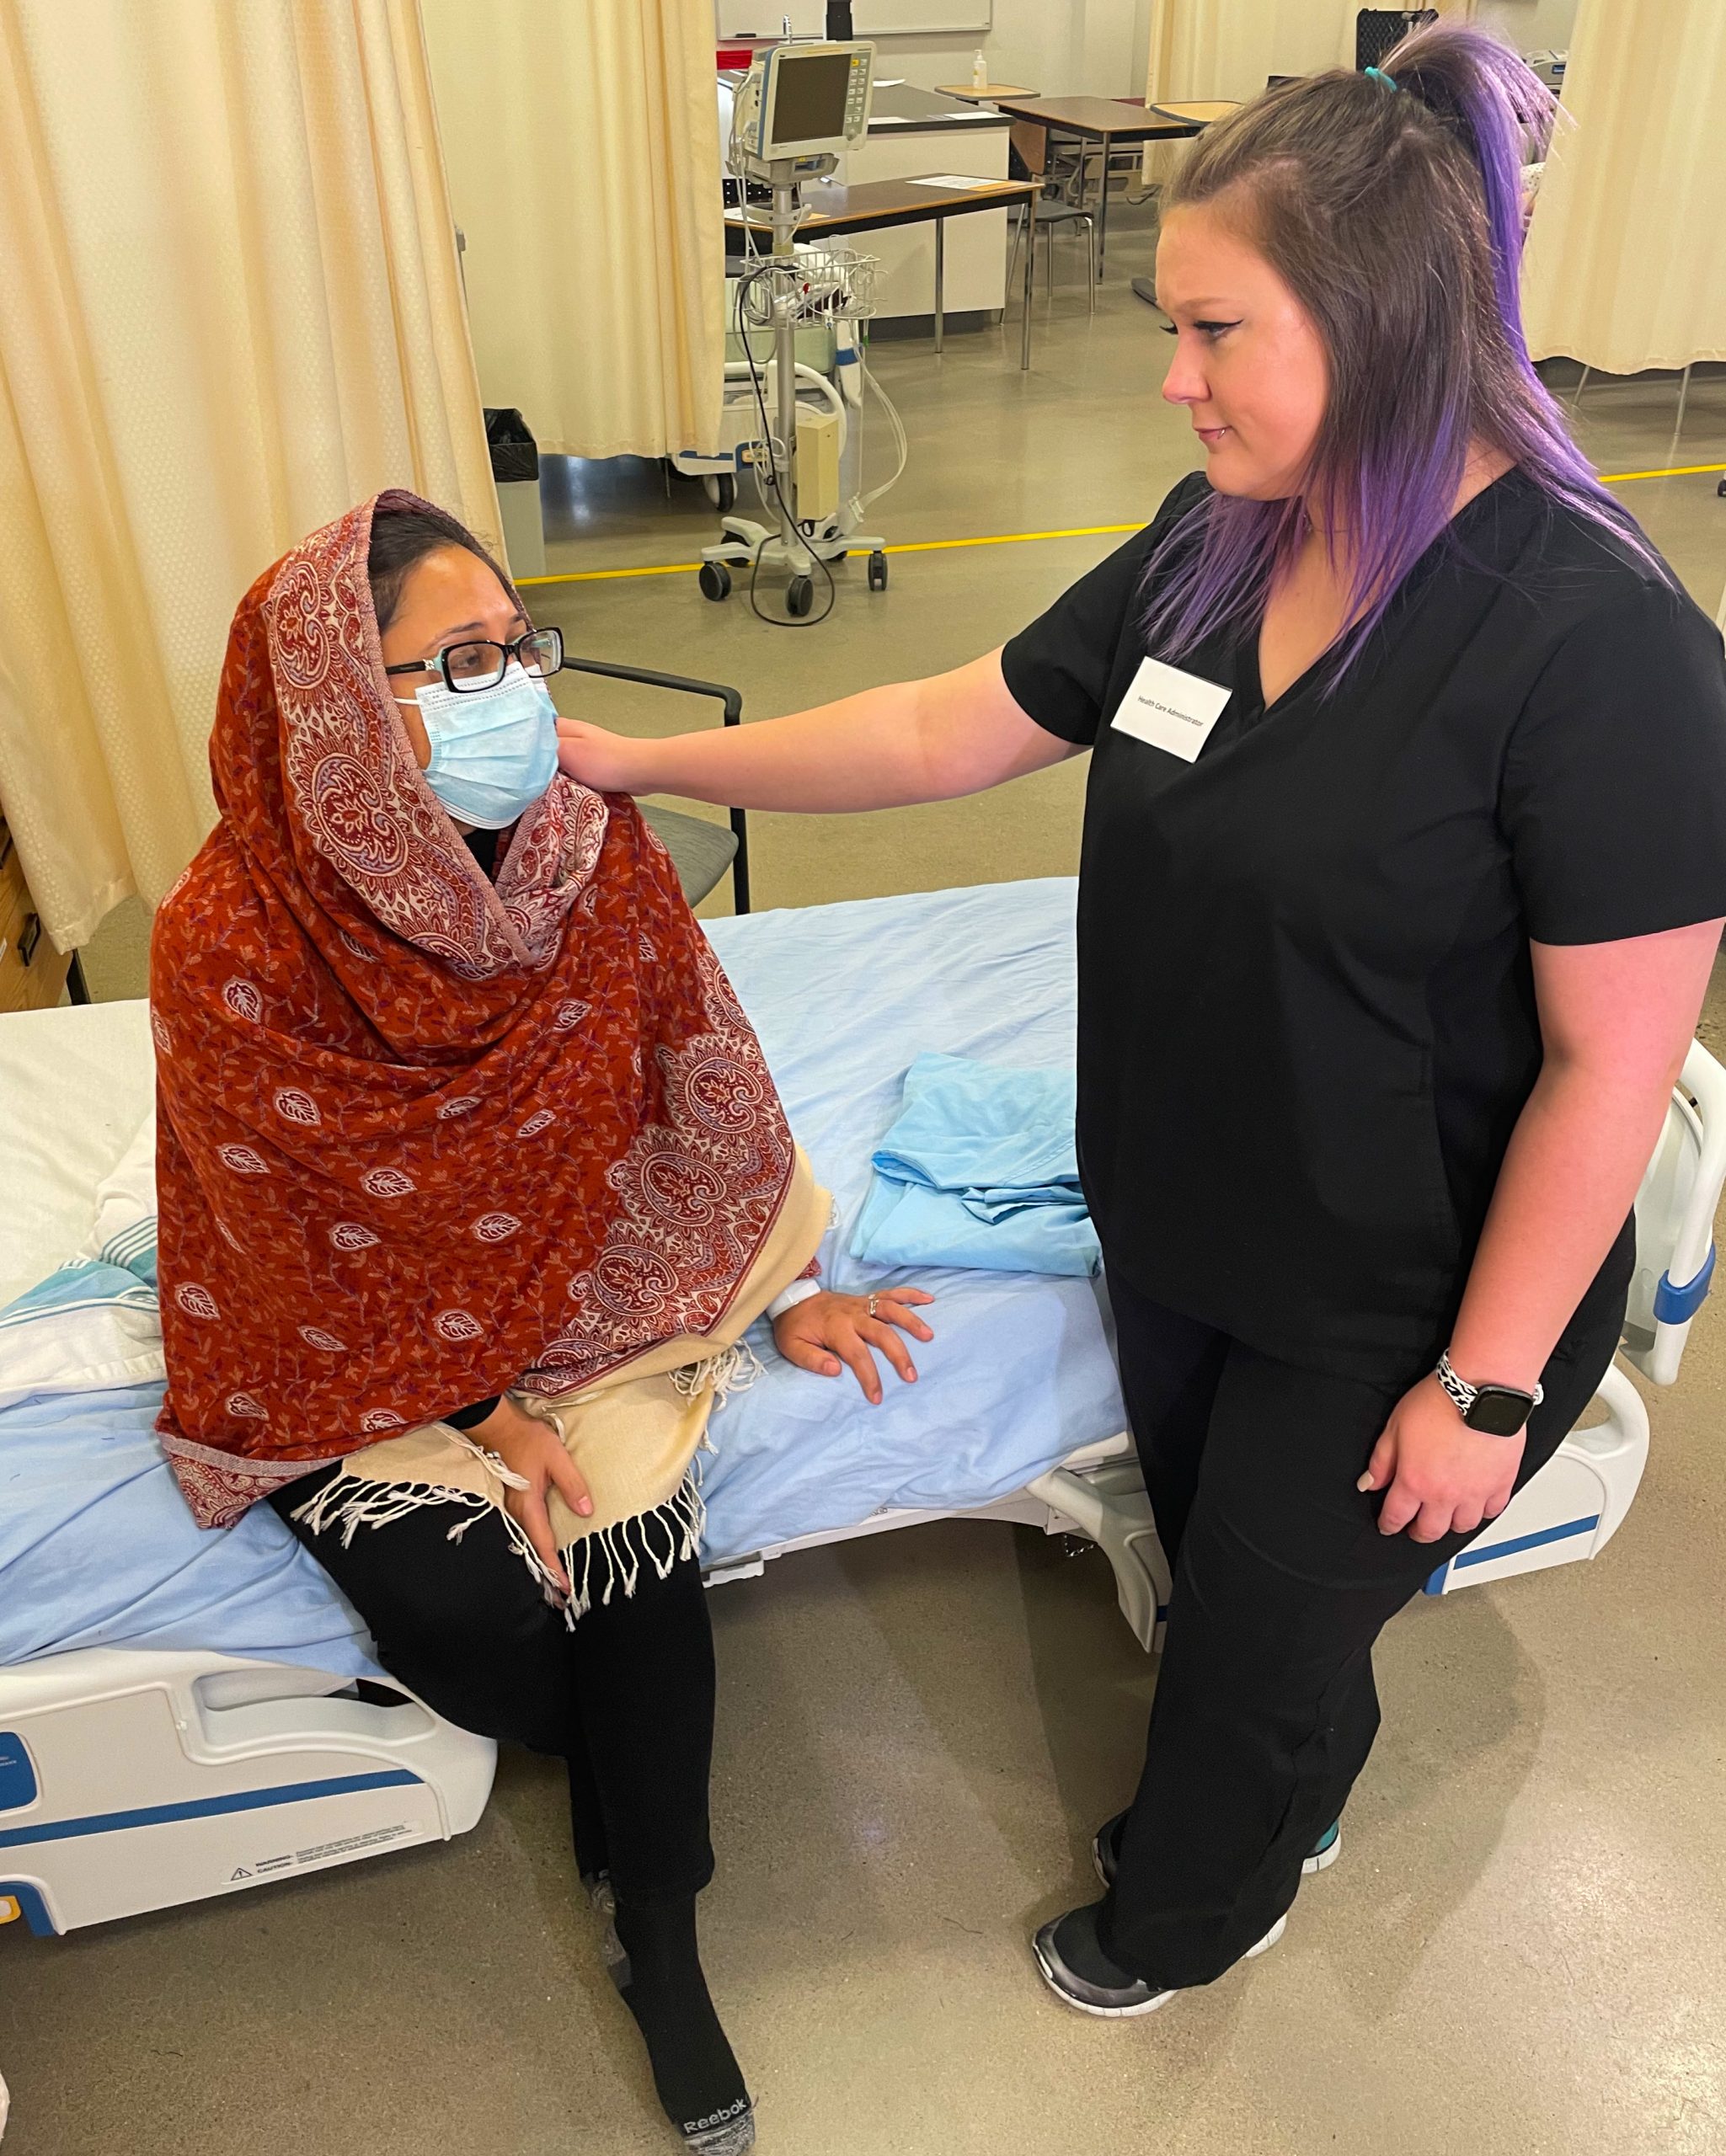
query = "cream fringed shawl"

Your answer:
(292, 1150), (830, 1617)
